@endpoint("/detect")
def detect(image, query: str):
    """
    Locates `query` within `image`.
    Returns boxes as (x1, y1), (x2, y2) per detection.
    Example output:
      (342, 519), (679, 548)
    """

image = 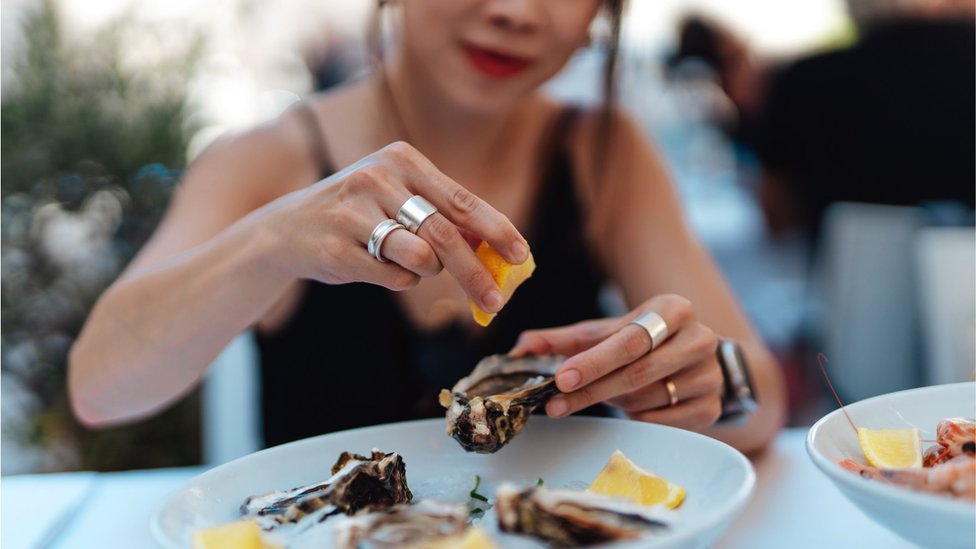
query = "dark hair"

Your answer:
(669, 16), (722, 73)
(595, 0), (625, 187)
